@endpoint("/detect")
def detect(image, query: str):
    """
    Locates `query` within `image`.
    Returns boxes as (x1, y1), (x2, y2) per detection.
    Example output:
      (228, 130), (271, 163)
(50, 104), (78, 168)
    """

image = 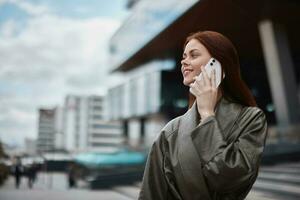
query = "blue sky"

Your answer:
(0, 0), (129, 147)
(0, 0), (128, 36)
(0, 0), (128, 19)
